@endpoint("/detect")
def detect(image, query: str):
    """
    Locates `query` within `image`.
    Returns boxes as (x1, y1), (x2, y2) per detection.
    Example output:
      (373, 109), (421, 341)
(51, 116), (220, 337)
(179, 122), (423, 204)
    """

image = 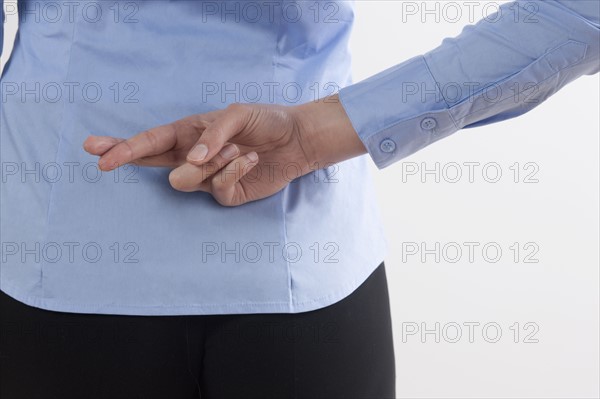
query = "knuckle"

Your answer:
(203, 127), (222, 142)
(226, 102), (245, 113)
(145, 130), (160, 152)
(122, 141), (135, 161)
(172, 118), (189, 130)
